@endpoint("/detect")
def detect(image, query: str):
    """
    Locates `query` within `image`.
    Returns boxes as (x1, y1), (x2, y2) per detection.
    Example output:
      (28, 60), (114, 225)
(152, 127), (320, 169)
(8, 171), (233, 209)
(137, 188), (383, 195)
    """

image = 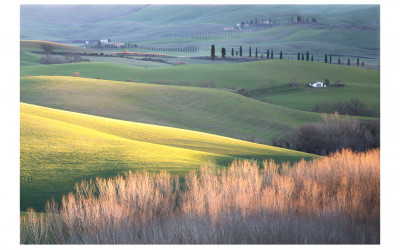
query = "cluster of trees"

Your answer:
(312, 98), (378, 117)
(324, 54), (364, 66)
(211, 45), (283, 60)
(297, 51), (314, 61)
(239, 17), (280, 26)
(289, 16), (317, 24)
(135, 45), (199, 53)
(272, 113), (380, 155)
(40, 54), (90, 65)
(238, 15), (317, 27)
